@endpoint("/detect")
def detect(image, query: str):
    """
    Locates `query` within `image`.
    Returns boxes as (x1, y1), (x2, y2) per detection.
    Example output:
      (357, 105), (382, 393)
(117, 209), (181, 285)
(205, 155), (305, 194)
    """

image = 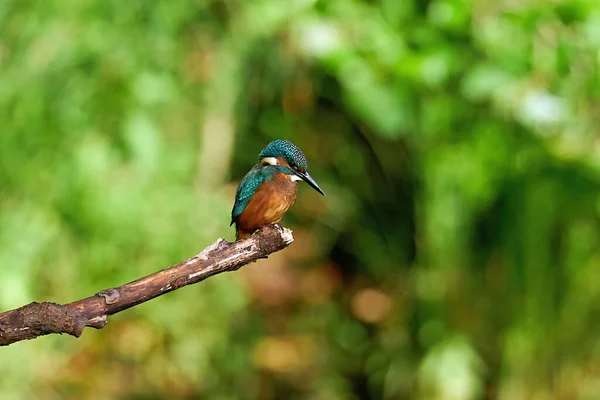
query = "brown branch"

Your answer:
(0, 224), (293, 347)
